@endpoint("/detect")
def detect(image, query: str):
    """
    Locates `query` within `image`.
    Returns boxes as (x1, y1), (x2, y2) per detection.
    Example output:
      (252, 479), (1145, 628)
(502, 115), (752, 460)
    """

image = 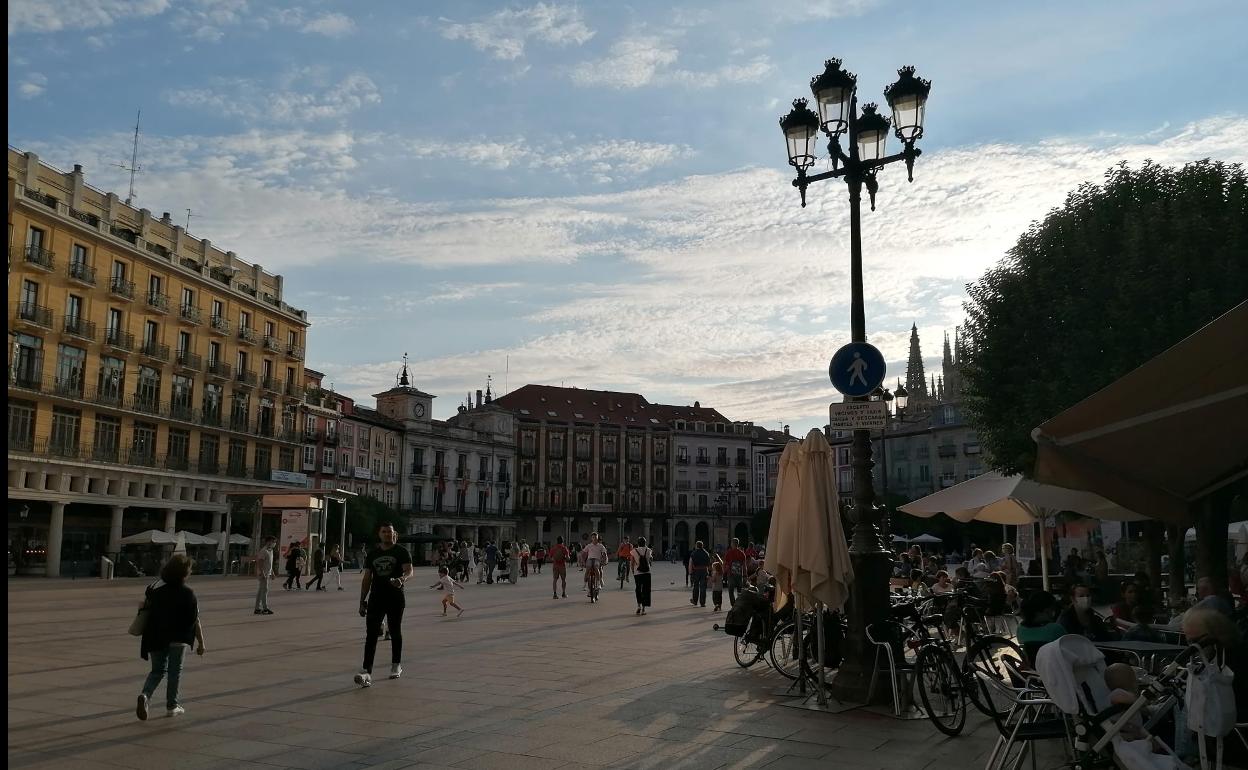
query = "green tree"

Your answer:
(962, 159), (1247, 476)
(338, 495), (401, 548)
